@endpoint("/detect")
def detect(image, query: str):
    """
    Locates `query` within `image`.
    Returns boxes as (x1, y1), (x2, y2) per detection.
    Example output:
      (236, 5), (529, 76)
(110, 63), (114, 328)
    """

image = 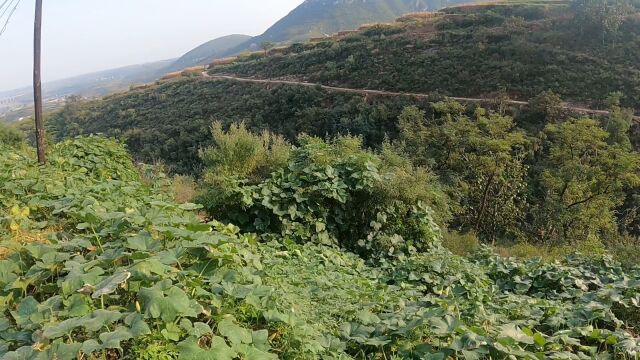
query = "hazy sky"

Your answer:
(0, 0), (304, 91)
